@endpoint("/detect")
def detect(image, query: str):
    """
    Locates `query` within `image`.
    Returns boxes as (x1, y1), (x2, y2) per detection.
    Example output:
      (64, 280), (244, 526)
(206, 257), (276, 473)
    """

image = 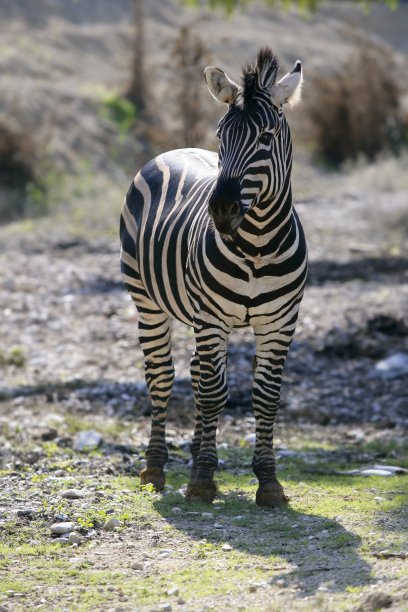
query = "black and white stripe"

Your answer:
(120, 48), (307, 506)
